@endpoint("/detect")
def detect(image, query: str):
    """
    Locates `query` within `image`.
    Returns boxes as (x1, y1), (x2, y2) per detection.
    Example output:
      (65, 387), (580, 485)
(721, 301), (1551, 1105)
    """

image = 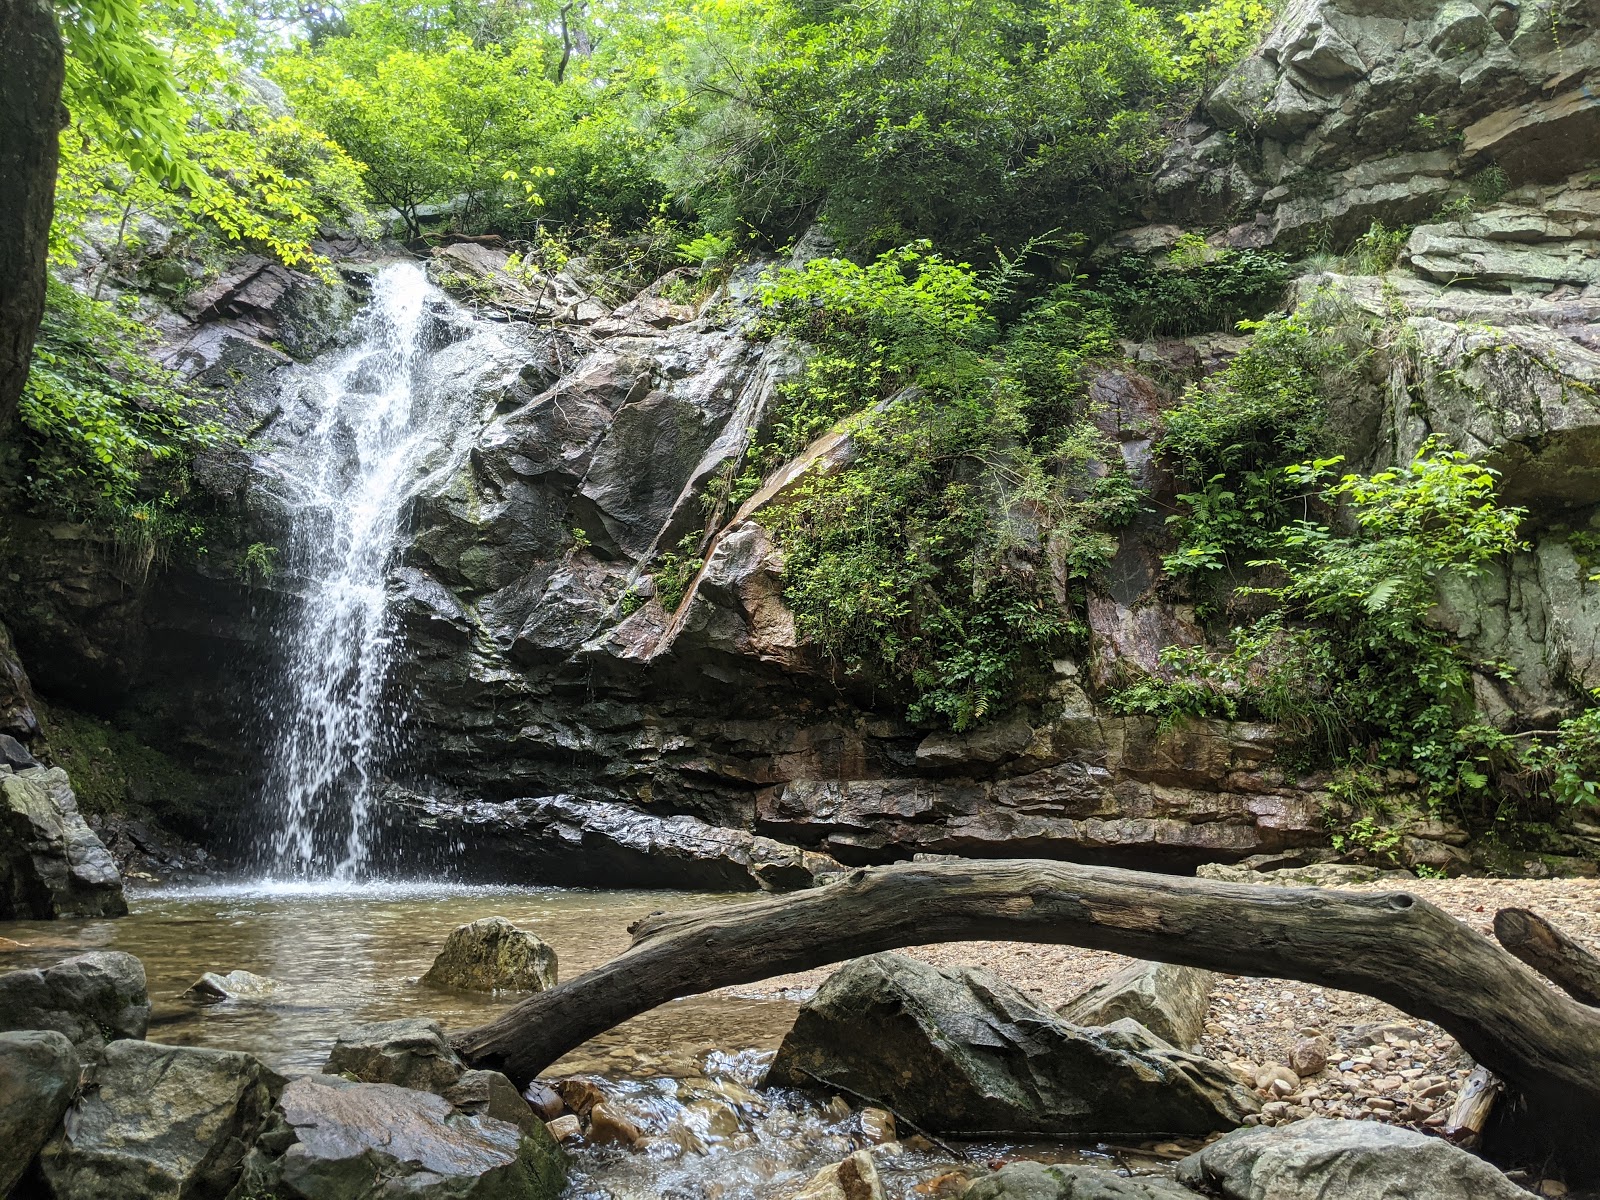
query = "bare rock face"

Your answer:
(0, 950), (150, 1050)
(1175, 1117), (1530, 1200)
(323, 1019), (468, 1094)
(422, 917), (558, 993)
(765, 953), (1258, 1138)
(229, 1074), (567, 1200)
(38, 1040), (280, 1200)
(1058, 960), (1216, 1051)
(0, 1029), (79, 1196)
(0, 766), (127, 919)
